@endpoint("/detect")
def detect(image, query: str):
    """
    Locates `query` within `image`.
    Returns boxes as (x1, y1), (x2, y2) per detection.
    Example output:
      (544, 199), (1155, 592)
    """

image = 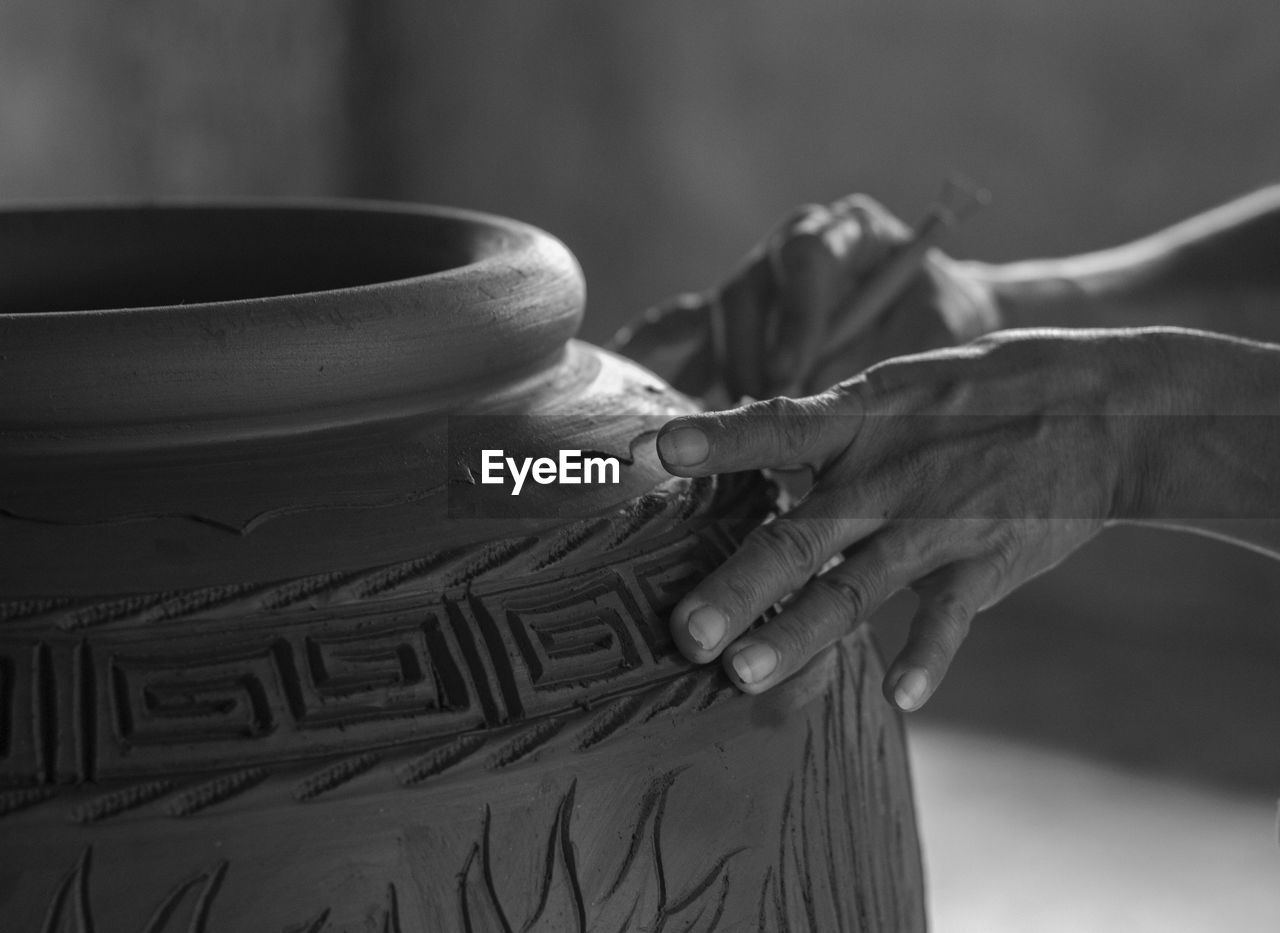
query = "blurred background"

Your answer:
(4, 1), (1279, 928)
